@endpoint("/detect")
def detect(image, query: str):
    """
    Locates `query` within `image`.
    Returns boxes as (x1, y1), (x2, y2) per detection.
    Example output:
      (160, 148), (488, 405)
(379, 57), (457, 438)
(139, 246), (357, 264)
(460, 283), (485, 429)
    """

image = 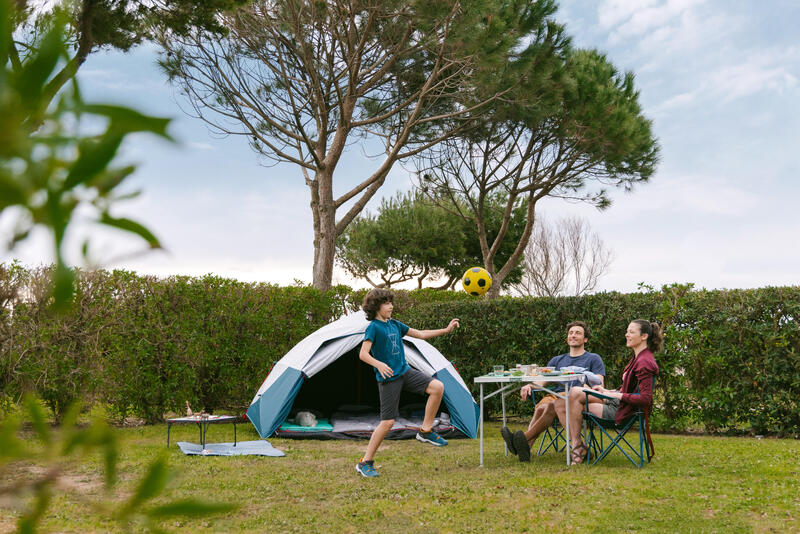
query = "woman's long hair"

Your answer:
(631, 319), (663, 353)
